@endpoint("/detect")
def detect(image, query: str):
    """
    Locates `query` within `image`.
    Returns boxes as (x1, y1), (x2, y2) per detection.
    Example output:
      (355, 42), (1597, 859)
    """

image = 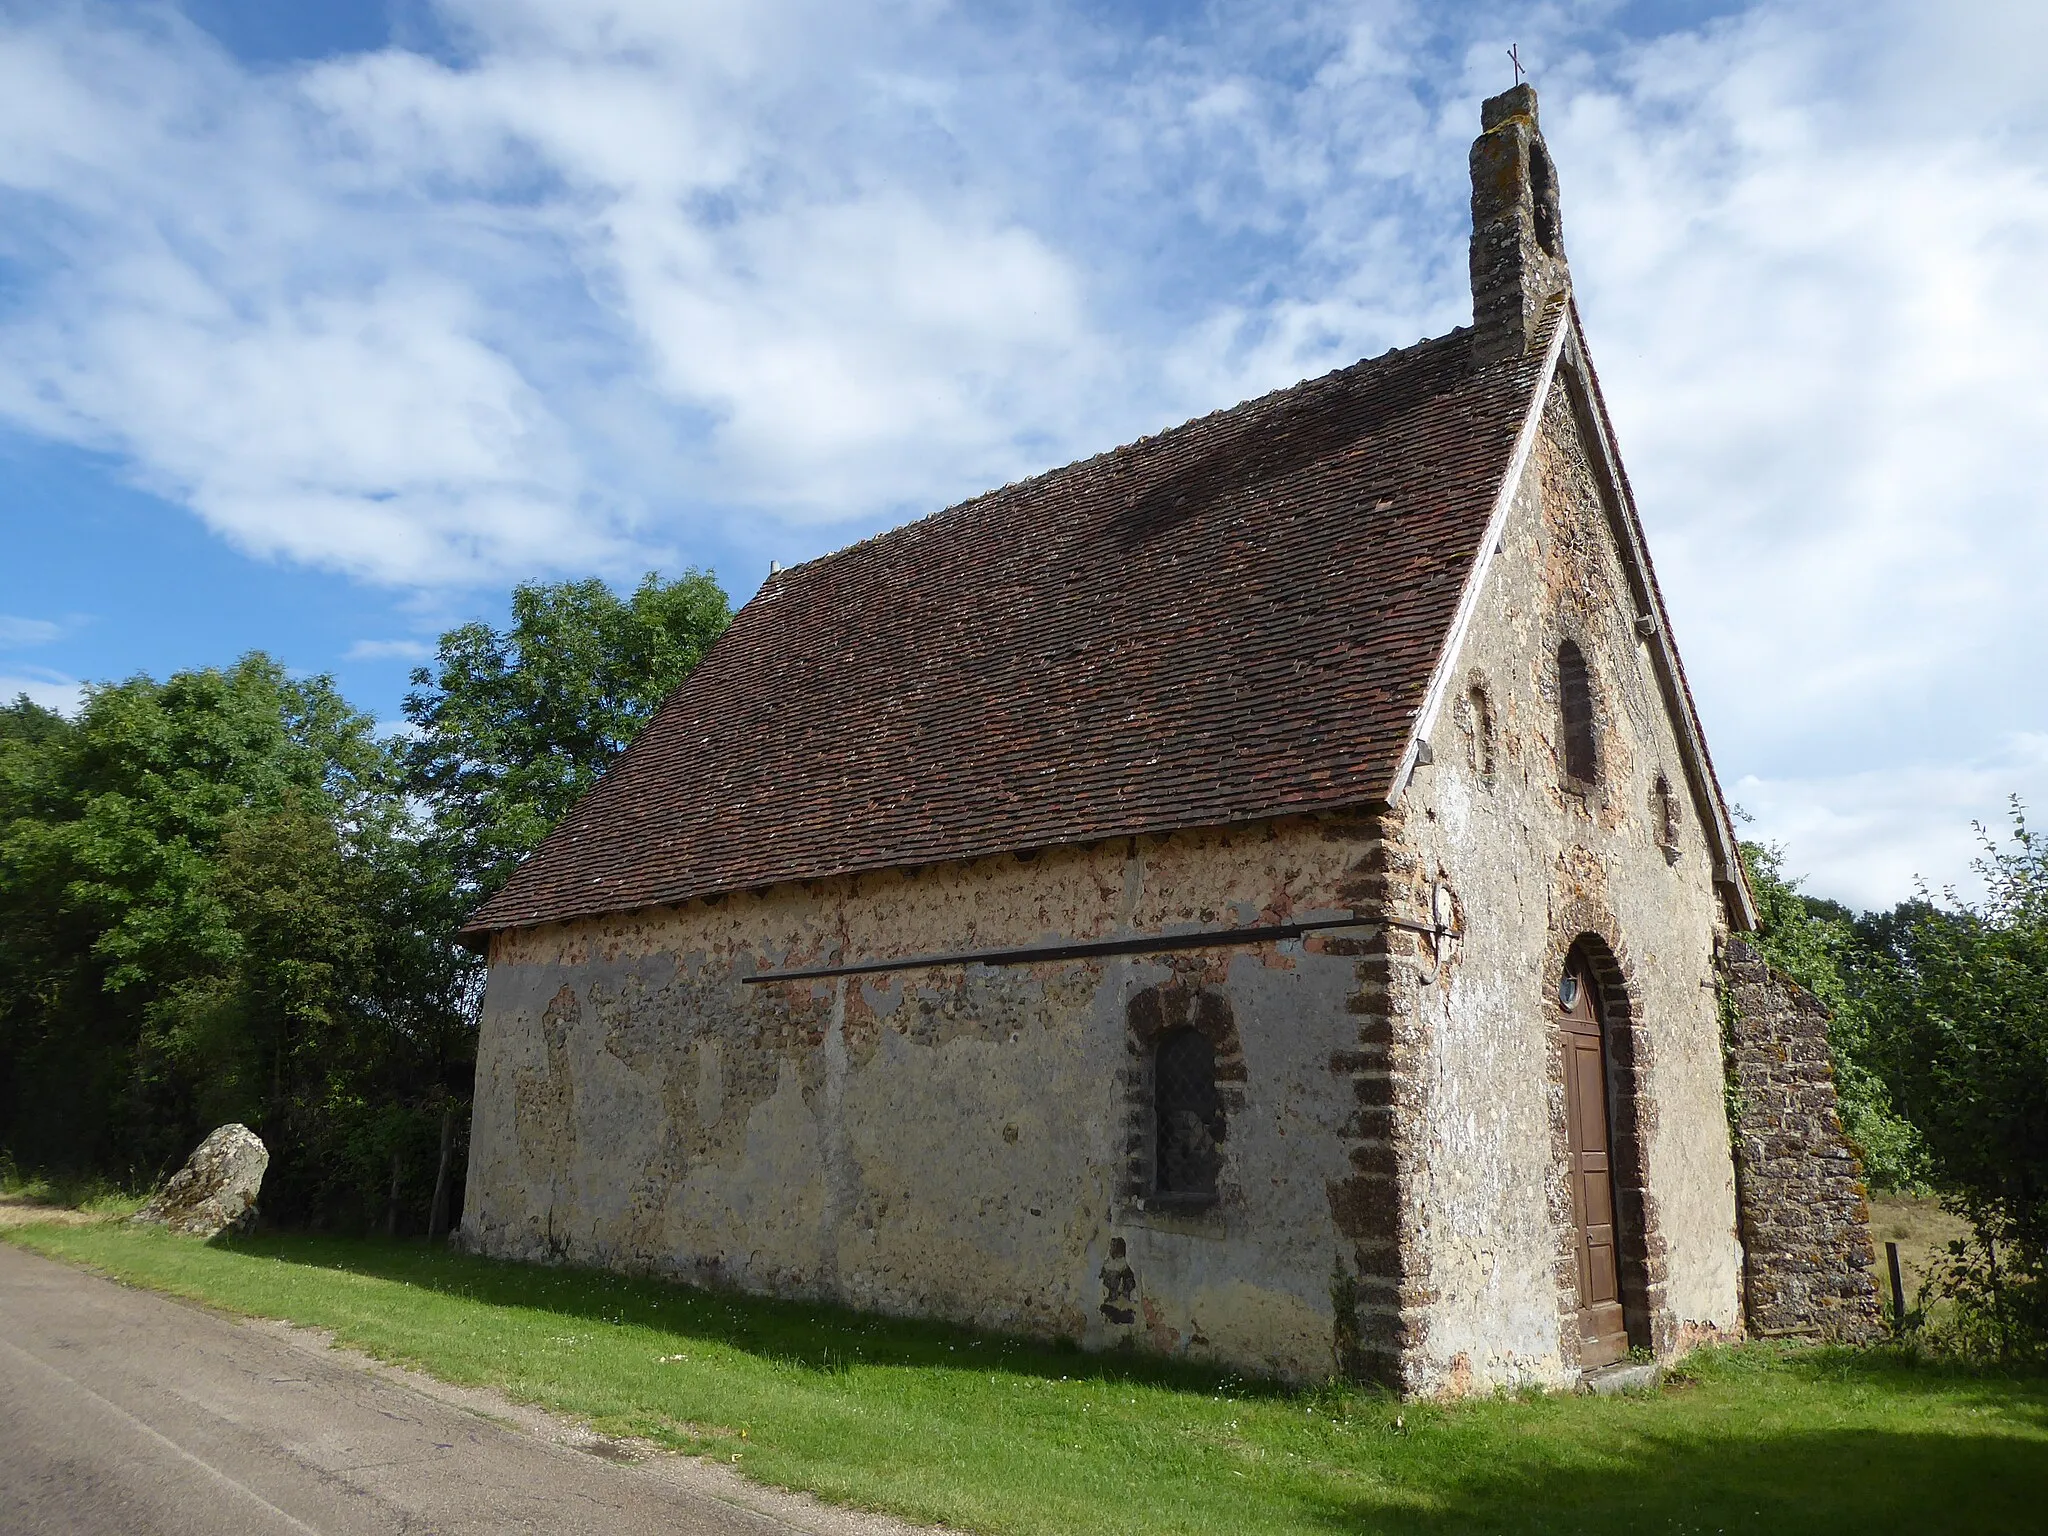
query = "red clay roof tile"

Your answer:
(465, 320), (1552, 936)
